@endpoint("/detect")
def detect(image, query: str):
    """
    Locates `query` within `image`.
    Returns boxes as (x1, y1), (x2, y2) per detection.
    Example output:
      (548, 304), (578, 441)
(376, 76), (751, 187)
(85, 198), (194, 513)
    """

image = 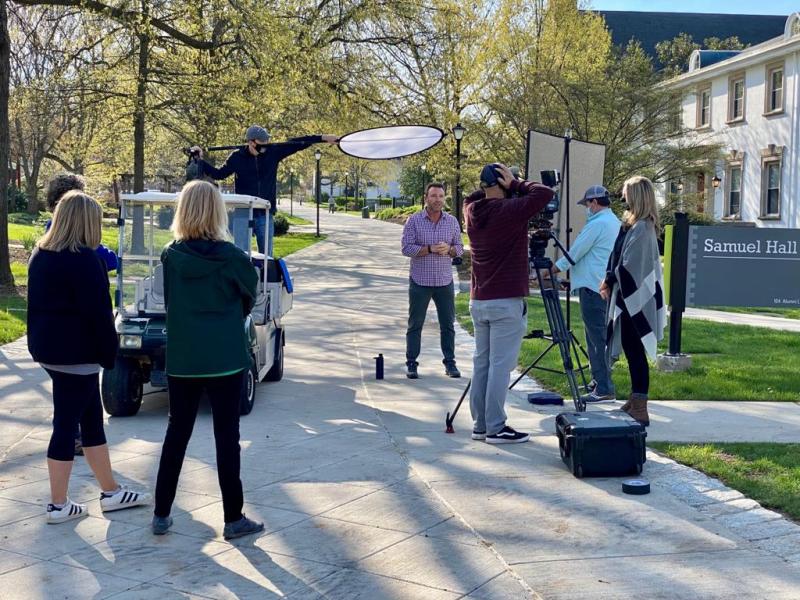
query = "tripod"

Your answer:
(509, 237), (588, 412)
